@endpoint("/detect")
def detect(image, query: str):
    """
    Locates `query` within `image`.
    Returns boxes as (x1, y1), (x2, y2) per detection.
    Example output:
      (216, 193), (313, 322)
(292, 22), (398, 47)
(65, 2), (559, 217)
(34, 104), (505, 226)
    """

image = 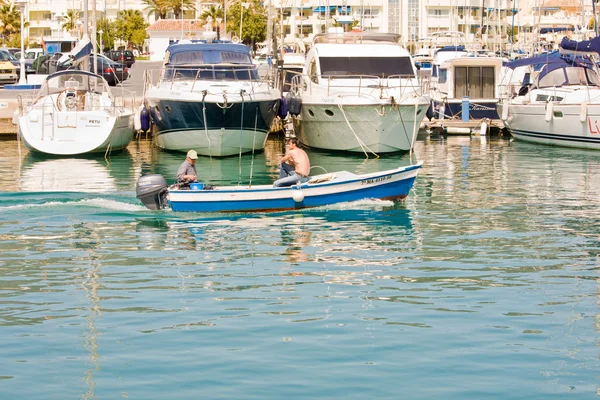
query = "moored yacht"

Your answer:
(430, 56), (505, 127)
(499, 38), (600, 149)
(288, 33), (430, 154)
(144, 42), (281, 157)
(17, 69), (135, 156)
